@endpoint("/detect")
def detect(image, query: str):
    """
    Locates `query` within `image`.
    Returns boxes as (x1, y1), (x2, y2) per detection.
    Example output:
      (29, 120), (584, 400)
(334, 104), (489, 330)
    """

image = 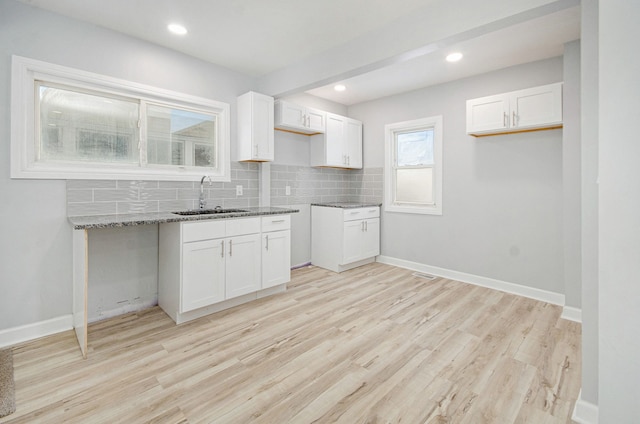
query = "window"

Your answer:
(11, 56), (230, 181)
(384, 115), (443, 215)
